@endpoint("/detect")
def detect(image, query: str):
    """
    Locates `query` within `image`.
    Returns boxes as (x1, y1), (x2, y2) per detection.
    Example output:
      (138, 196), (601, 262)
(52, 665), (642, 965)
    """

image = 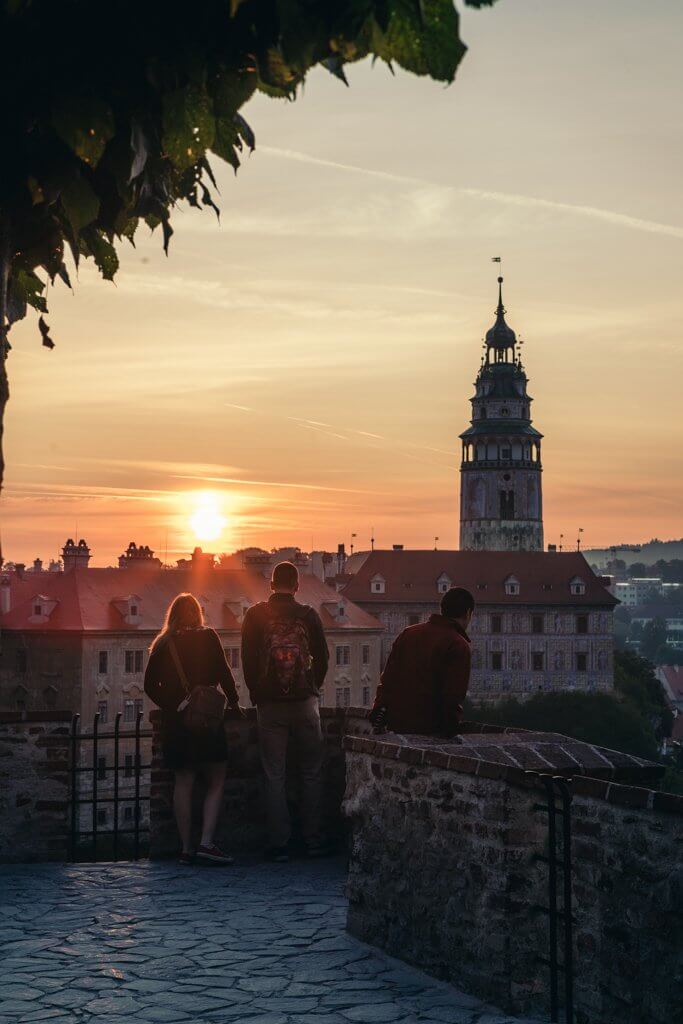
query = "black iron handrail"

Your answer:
(529, 772), (574, 1024)
(69, 712), (152, 863)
